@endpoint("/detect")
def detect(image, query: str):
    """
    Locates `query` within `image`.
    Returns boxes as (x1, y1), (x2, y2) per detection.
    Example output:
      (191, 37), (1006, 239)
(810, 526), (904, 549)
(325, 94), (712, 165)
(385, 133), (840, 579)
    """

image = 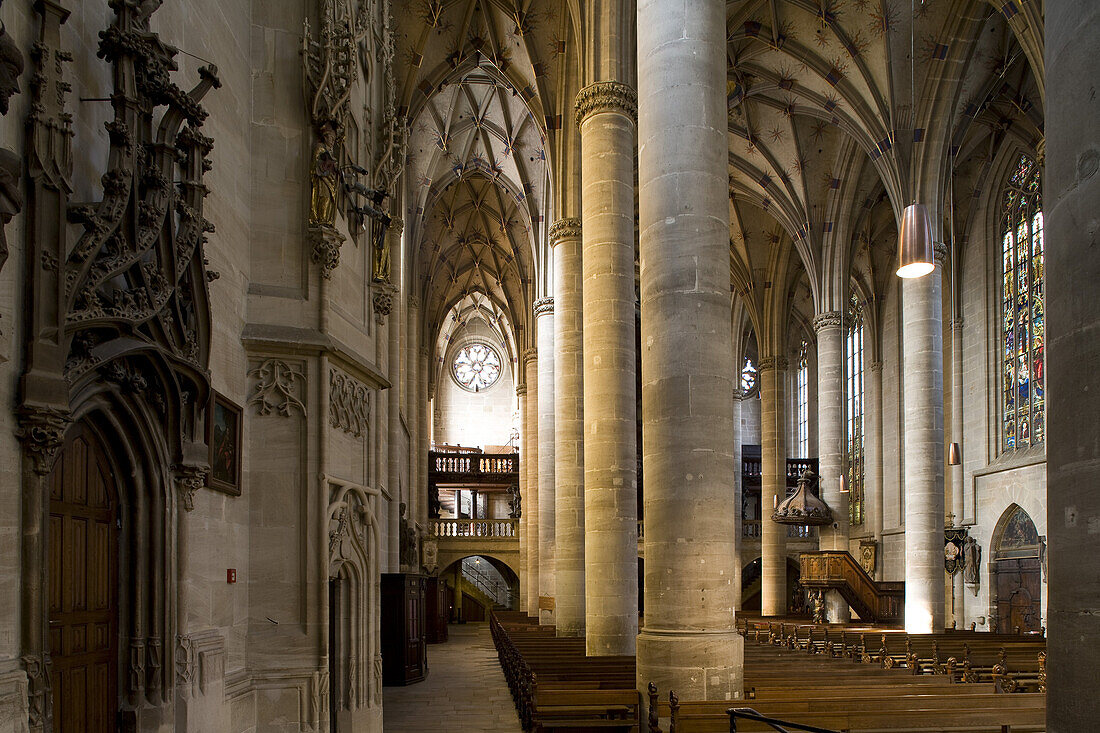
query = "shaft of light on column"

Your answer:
(902, 249), (946, 633)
